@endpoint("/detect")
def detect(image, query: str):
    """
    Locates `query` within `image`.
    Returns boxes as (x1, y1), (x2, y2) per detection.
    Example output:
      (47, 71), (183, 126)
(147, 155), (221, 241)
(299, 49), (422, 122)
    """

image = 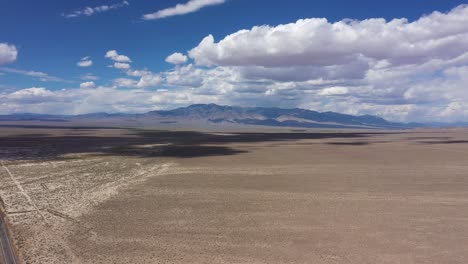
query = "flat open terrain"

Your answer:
(1, 127), (468, 263)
